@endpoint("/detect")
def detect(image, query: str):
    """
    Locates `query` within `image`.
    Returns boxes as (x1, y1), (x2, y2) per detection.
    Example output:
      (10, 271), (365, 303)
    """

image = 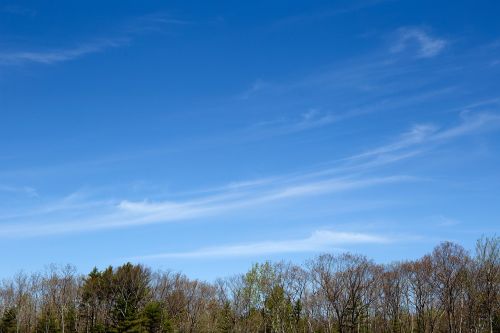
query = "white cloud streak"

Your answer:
(0, 13), (188, 66)
(0, 112), (496, 238)
(392, 27), (447, 58)
(245, 109), (339, 138)
(0, 184), (38, 197)
(130, 230), (389, 260)
(0, 174), (413, 238)
(350, 112), (500, 160)
(0, 39), (128, 65)
(116, 175), (411, 219)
